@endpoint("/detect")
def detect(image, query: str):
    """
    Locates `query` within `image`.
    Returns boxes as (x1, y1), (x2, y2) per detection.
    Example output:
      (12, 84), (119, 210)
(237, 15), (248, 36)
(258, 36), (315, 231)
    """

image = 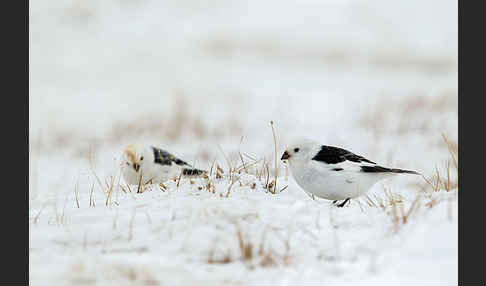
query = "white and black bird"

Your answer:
(281, 139), (420, 207)
(121, 144), (206, 185)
